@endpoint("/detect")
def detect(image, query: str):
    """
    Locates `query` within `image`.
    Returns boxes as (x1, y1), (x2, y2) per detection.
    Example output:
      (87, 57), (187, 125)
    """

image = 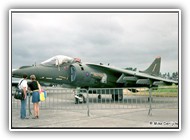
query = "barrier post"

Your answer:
(148, 87), (152, 116)
(28, 92), (32, 116)
(87, 89), (90, 117)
